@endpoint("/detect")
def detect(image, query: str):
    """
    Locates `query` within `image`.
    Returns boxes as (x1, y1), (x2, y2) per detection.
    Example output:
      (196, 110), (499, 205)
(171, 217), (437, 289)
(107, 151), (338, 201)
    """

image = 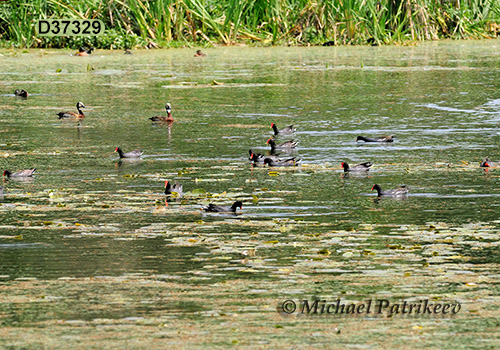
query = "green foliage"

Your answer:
(0, 0), (499, 48)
